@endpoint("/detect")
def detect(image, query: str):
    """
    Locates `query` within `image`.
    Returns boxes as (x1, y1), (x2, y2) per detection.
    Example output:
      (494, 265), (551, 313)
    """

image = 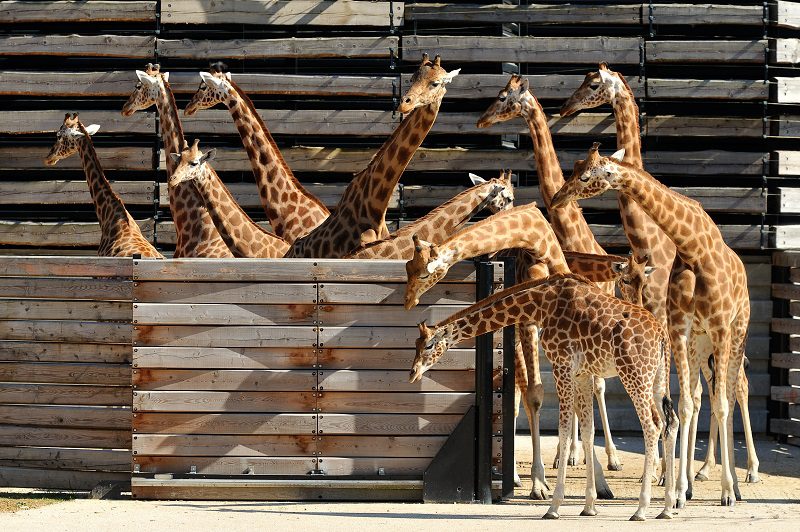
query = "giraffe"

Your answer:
(167, 139), (289, 258)
(284, 54), (459, 258)
(121, 63), (233, 258)
(404, 201), (624, 501)
(477, 73), (622, 472)
(44, 113), (162, 259)
(184, 63), (329, 243)
(345, 171), (514, 260)
(551, 143), (750, 507)
(411, 274), (678, 521)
